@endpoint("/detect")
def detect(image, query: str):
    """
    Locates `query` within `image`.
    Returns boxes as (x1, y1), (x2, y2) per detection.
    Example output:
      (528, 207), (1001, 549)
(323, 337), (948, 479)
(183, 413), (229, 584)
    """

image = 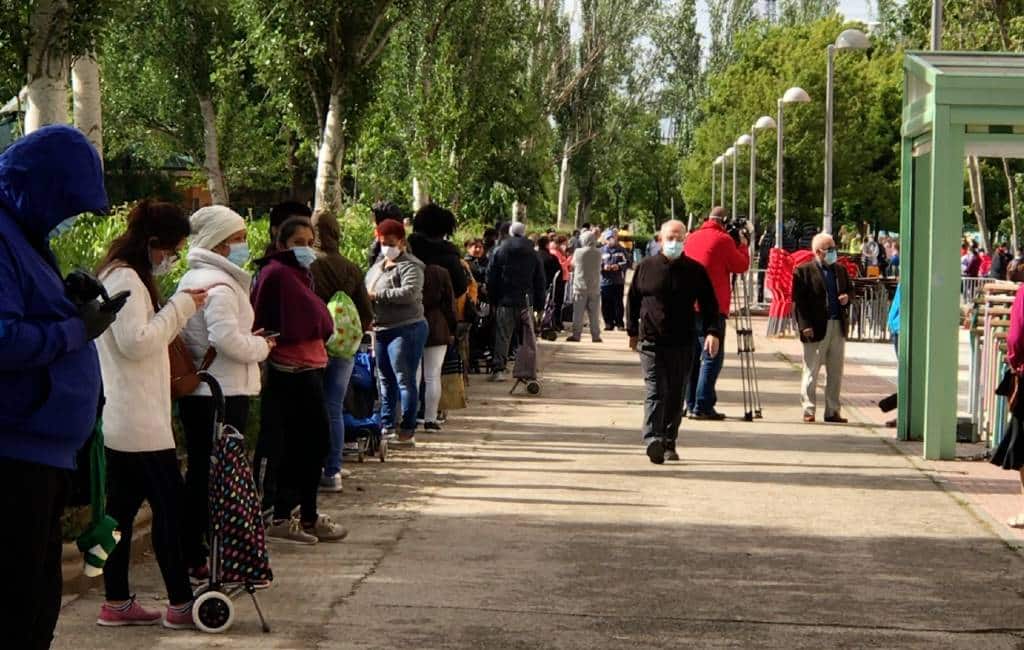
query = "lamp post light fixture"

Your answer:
(733, 134), (752, 223)
(775, 87), (811, 249)
(712, 155), (724, 210)
(745, 116), (776, 260)
(724, 146), (736, 216)
(824, 28), (871, 235)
